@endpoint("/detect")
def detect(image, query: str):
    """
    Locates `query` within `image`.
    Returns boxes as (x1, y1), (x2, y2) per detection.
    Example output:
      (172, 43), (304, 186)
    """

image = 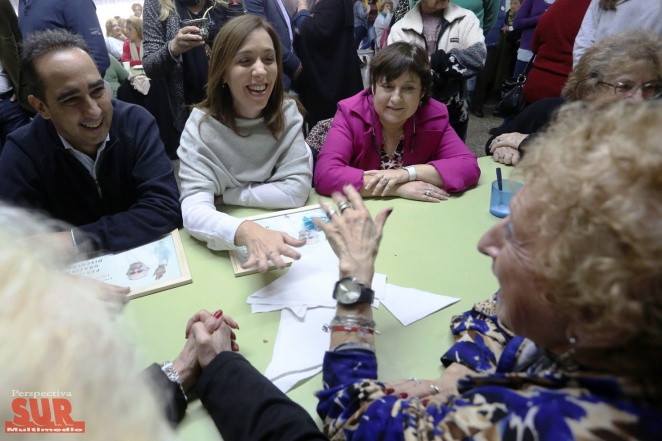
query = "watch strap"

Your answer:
(404, 165), (416, 181)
